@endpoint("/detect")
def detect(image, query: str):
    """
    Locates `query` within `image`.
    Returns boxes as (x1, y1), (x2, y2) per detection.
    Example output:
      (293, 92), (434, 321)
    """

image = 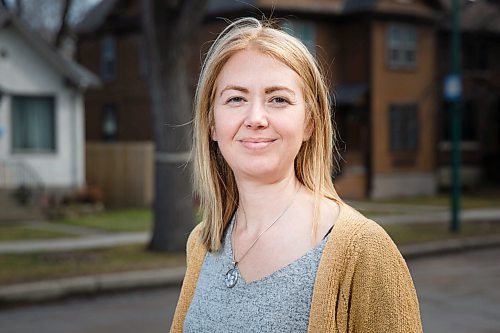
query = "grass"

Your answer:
(383, 221), (500, 246)
(0, 244), (185, 286)
(374, 192), (500, 209)
(51, 209), (153, 232)
(0, 224), (76, 241)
